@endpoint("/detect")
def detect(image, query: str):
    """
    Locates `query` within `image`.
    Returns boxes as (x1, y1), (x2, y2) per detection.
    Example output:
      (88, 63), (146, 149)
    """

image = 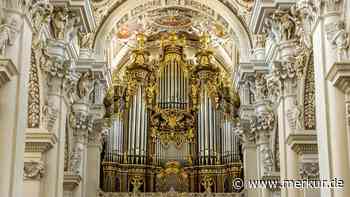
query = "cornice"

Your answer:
(63, 171), (82, 191)
(286, 132), (318, 155)
(25, 128), (58, 153)
(326, 61), (350, 93)
(0, 58), (18, 88)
